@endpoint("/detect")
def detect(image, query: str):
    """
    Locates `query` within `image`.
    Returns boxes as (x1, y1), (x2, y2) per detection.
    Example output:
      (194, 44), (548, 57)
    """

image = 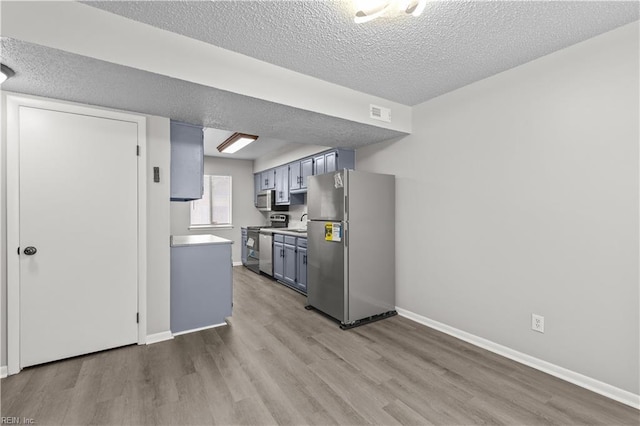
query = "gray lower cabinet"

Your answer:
(296, 239), (307, 293)
(272, 233), (307, 294)
(170, 121), (204, 201)
(273, 235), (284, 281)
(283, 236), (297, 287)
(170, 235), (232, 334)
